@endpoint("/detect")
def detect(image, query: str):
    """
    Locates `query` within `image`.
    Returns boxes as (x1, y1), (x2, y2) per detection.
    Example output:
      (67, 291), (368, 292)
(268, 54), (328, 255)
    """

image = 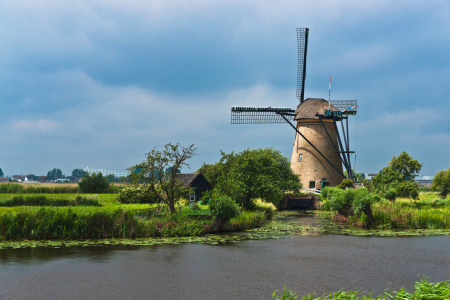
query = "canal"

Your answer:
(0, 213), (449, 299)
